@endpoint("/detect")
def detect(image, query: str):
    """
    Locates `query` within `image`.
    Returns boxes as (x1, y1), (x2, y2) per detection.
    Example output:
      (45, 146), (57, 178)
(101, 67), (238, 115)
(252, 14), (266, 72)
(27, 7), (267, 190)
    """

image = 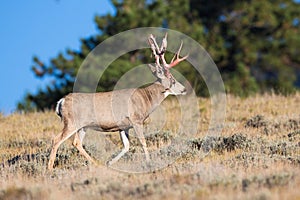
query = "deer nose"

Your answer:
(182, 88), (187, 94)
